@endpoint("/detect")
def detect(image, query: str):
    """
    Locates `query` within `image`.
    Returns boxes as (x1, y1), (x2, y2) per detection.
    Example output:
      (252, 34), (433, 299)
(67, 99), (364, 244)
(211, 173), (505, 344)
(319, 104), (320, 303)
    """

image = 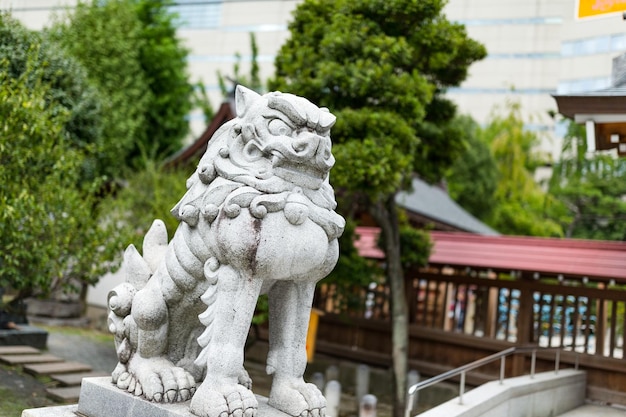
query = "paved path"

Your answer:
(558, 404), (626, 416)
(46, 331), (117, 374)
